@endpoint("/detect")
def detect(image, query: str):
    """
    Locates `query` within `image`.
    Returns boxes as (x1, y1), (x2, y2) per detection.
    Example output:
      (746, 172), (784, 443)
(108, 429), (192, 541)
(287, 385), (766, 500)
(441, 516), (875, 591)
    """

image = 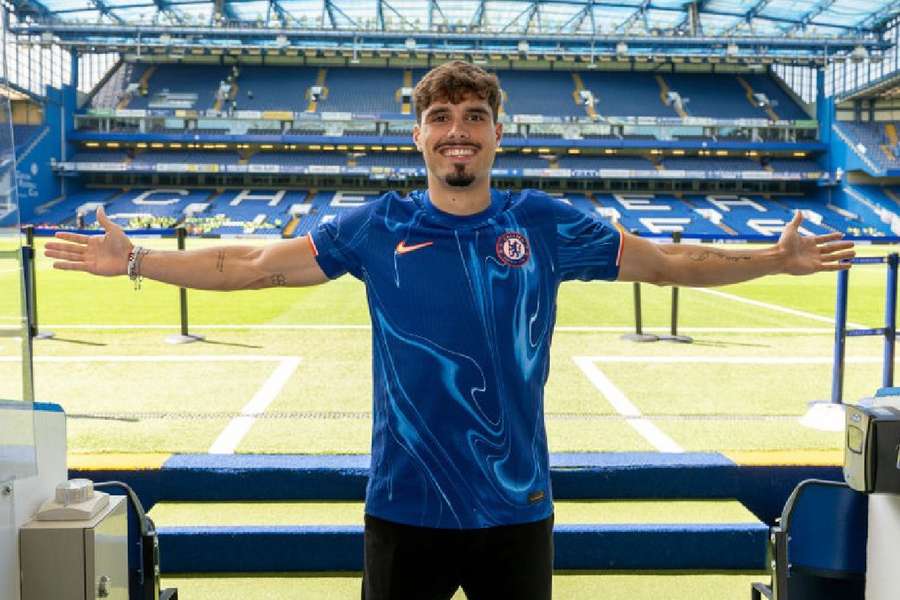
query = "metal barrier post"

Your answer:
(659, 230), (693, 344)
(805, 255), (895, 431)
(621, 282), (659, 343)
(165, 226), (204, 345)
(22, 225), (53, 340)
(830, 269), (850, 405)
(883, 253), (898, 388)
